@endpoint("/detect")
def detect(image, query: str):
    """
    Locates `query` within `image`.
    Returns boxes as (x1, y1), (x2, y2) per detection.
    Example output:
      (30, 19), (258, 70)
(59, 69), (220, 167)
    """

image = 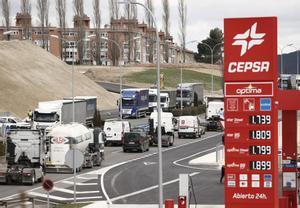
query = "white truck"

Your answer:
(205, 95), (224, 120)
(103, 120), (131, 145)
(148, 89), (177, 112)
(176, 83), (204, 108)
(33, 100), (87, 130)
(44, 123), (103, 172)
(149, 110), (175, 146)
(0, 130), (44, 185)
